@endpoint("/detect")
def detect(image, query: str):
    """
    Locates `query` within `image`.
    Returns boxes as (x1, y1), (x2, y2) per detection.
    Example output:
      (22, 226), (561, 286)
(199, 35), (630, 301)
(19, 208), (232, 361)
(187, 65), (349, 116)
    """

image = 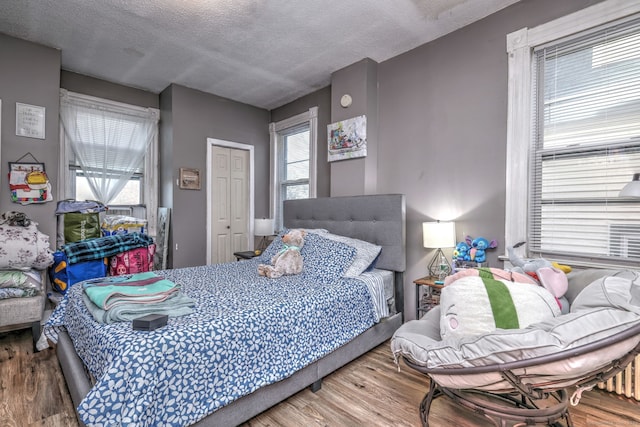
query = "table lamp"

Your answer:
(254, 218), (275, 252)
(423, 221), (456, 278)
